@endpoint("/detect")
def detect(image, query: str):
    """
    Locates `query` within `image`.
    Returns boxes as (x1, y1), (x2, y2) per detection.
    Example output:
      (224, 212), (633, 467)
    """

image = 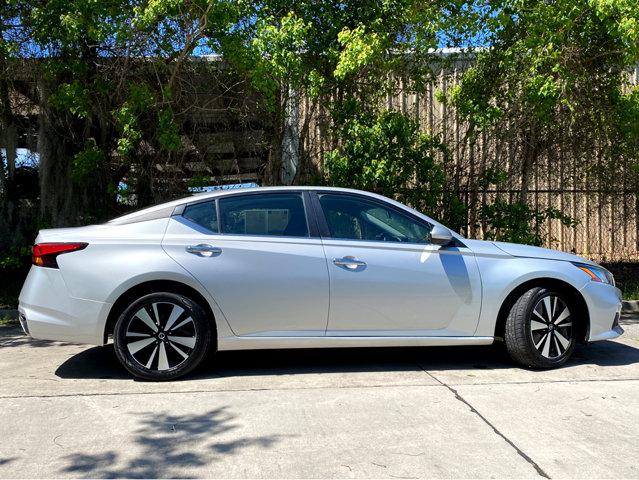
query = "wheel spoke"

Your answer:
(167, 335), (196, 349)
(153, 303), (161, 324)
(169, 341), (189, 360)
(543, 297), (553, 322)
(553, 306), (570, 325)
(164, 305), (185, 332)
(127, 337), (155, 355)
(554, 335), (563, 355)
(541, 332), (553, 357)
(533, 309), (547, 322)
(135, 308), (158, 332)
(556, 321), (572, 329)
(126, 332), (152, 337)
(158, 342), (170, 370)
(168, 316), (193, 333)
(535, 333), (548, 350)
(145, 345), (158, 368)
(531, 320), (547, 331)
(555, 330), (571, 350)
